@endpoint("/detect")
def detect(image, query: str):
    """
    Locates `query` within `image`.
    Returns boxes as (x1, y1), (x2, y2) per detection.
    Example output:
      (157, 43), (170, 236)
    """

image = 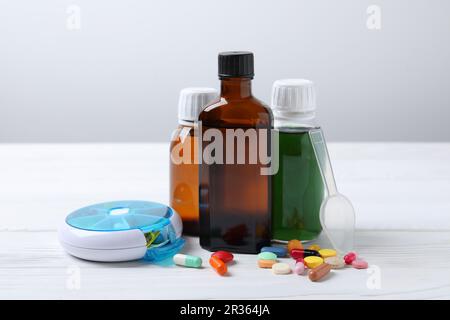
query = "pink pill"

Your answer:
(294, 262), (305, 275)
(295, 257), (304, 264)
(352, 259), (368, 269)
